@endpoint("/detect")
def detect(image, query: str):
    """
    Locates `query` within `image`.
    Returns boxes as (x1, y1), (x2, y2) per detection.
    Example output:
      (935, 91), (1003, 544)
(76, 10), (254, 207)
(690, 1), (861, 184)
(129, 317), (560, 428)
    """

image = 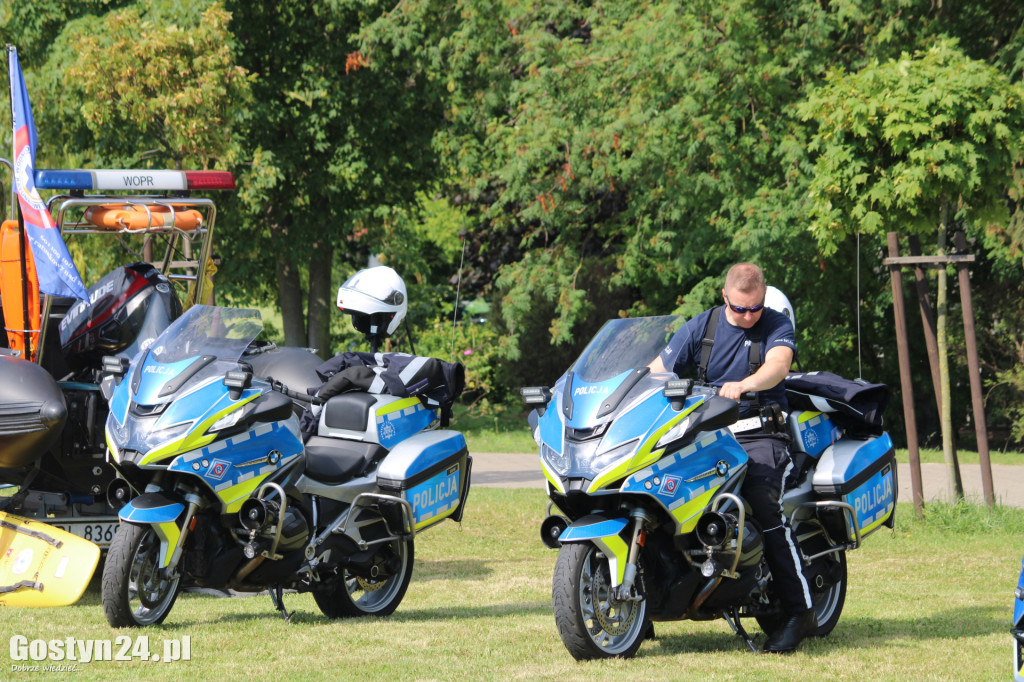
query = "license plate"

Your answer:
(50, 520), (119, 548)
